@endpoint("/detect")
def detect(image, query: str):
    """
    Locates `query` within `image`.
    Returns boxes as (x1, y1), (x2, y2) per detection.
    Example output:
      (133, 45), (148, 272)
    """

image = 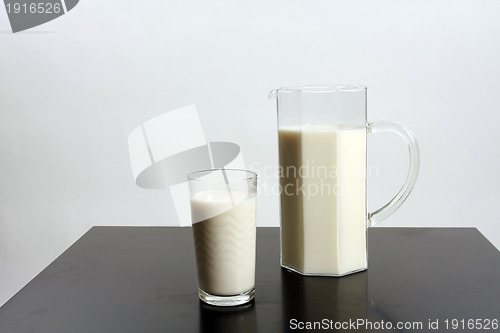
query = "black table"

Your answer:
(0, 227), (499, 332)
